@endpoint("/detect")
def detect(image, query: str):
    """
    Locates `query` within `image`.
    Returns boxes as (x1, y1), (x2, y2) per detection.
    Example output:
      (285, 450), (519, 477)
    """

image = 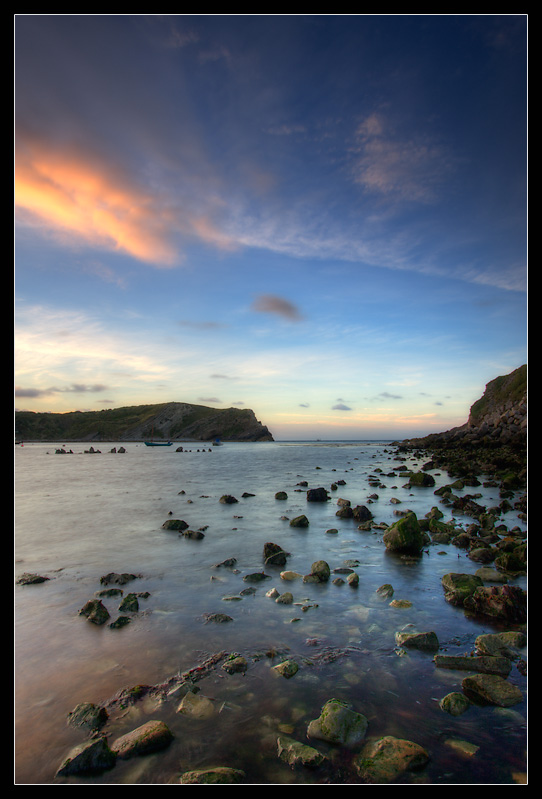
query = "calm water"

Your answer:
(14, 441), (527, 784)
